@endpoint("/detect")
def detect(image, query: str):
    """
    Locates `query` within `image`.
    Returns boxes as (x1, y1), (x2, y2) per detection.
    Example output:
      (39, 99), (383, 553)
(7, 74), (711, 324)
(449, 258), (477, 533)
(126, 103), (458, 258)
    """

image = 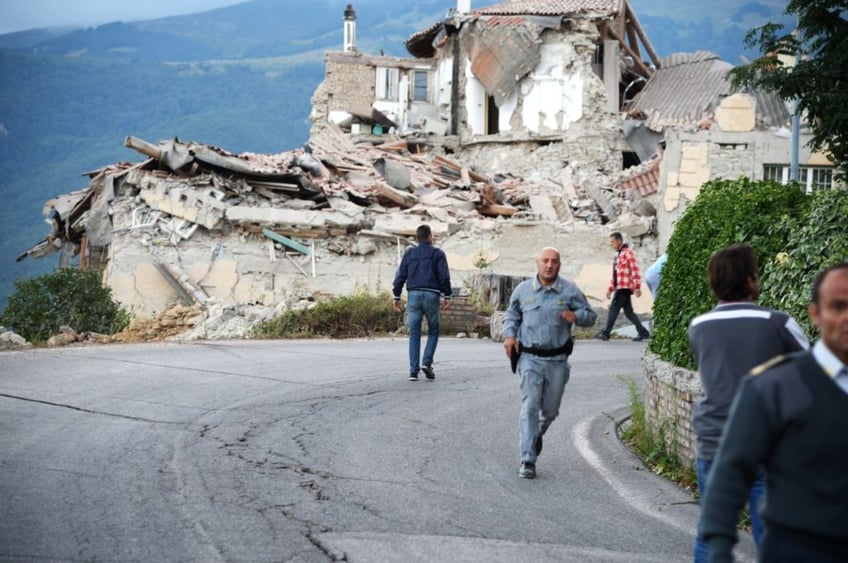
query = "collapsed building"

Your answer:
(21, 0), (831, 336)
